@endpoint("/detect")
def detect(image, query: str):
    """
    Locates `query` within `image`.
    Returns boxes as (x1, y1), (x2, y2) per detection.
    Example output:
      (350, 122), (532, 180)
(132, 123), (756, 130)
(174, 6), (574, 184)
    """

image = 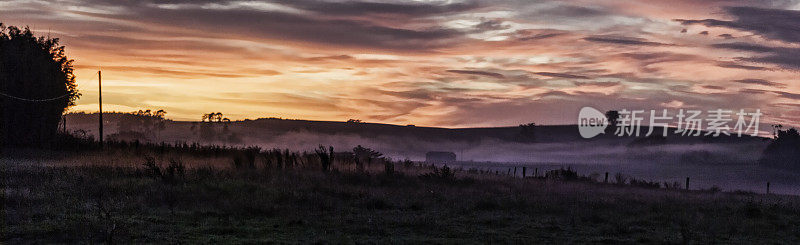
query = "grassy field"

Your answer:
(3, 146), (800, 244)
